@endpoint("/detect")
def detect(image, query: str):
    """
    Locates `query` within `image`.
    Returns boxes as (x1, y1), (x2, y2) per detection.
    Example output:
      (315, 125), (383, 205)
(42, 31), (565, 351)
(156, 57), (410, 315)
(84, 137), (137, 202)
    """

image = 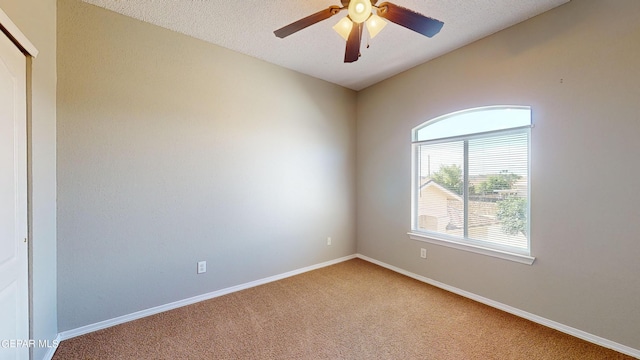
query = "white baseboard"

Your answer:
(58, 254), (356, 341)
(40, 334), (61, 360)
(356, 254), (640, 359)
